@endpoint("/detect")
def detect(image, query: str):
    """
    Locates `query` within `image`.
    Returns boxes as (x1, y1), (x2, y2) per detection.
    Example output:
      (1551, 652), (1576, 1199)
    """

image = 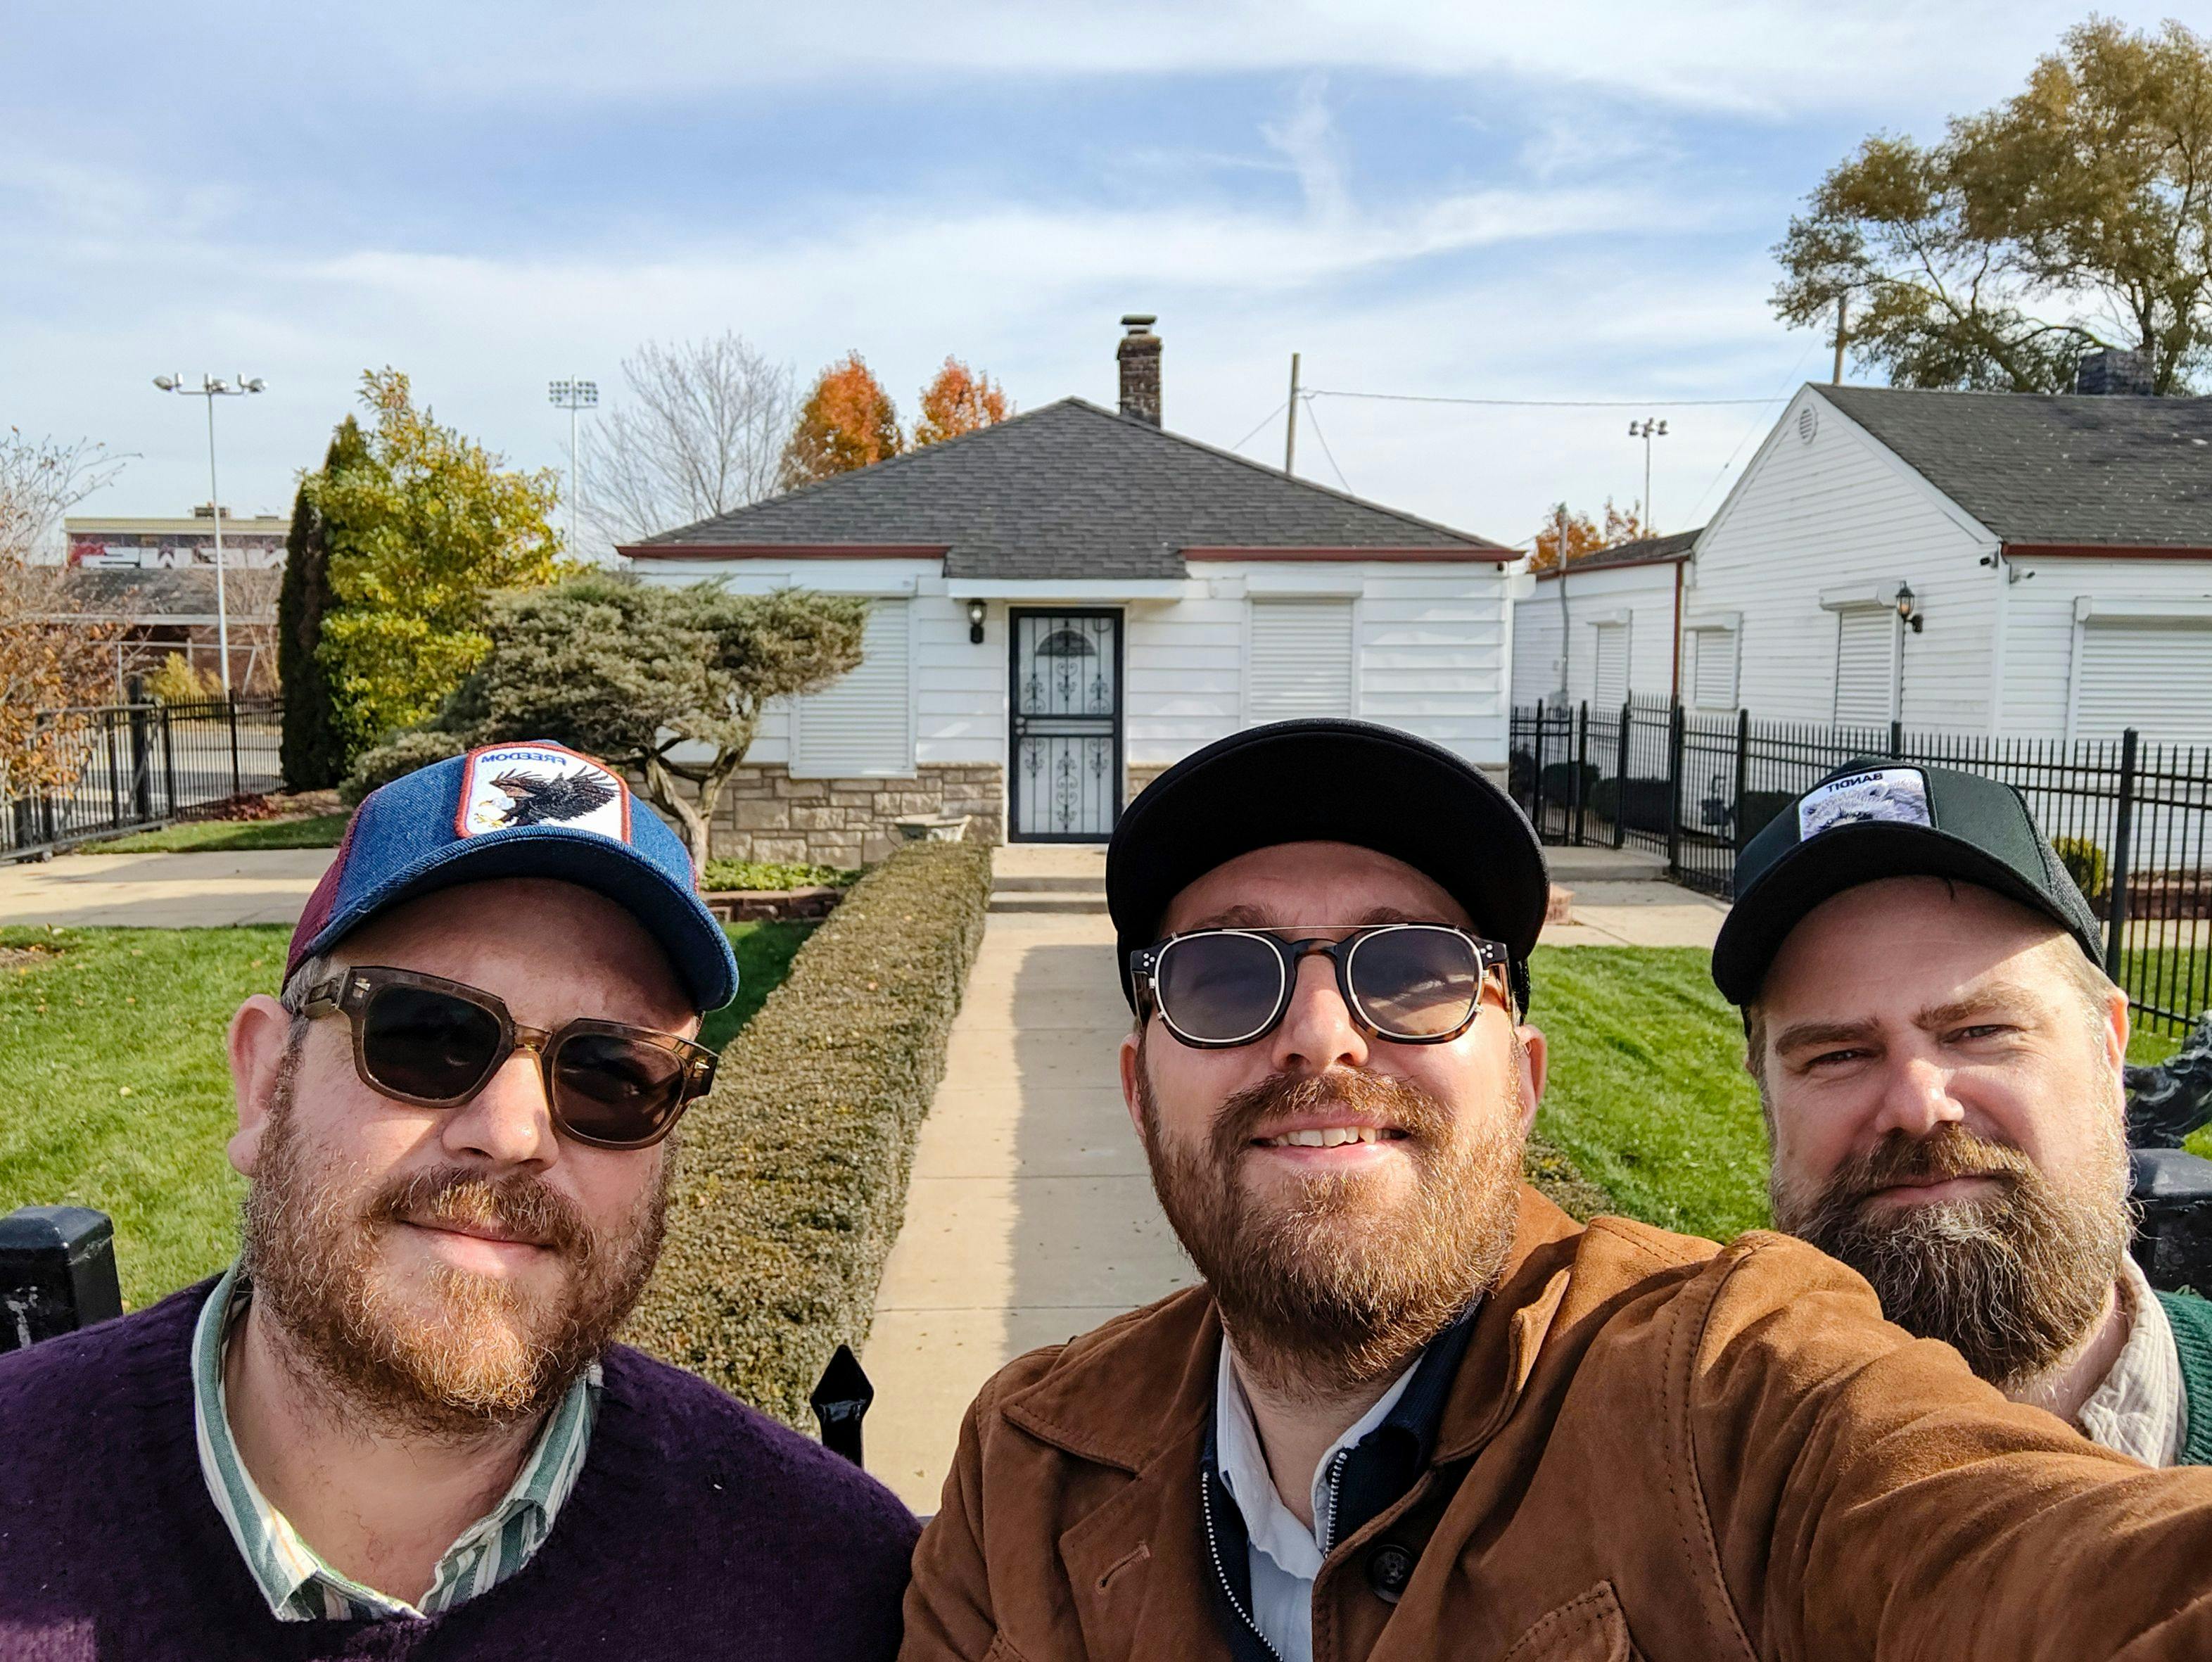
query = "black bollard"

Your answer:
(0, 1206), (123, 1353)
(2130, 1148), (2212, 1295)
(809, 1343), (875, 1467)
